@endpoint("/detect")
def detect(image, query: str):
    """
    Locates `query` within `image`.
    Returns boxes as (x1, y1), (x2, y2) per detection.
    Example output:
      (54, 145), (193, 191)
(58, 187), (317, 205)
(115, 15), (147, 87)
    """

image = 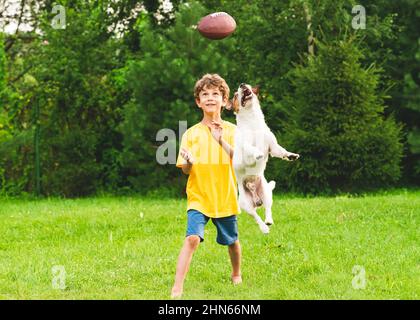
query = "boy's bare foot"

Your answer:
(231, 274), (242, 285)
(171, 287), (183, 299)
